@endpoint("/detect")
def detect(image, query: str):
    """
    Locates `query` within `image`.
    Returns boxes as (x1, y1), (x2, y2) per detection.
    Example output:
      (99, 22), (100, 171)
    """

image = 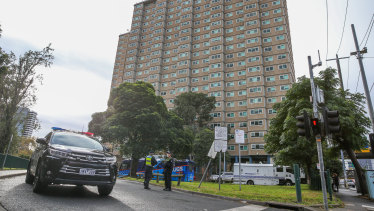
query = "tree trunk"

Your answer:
(130, 155), (139, 178)
(306, 163), (312, 185)
(345, 146), (367, 195)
